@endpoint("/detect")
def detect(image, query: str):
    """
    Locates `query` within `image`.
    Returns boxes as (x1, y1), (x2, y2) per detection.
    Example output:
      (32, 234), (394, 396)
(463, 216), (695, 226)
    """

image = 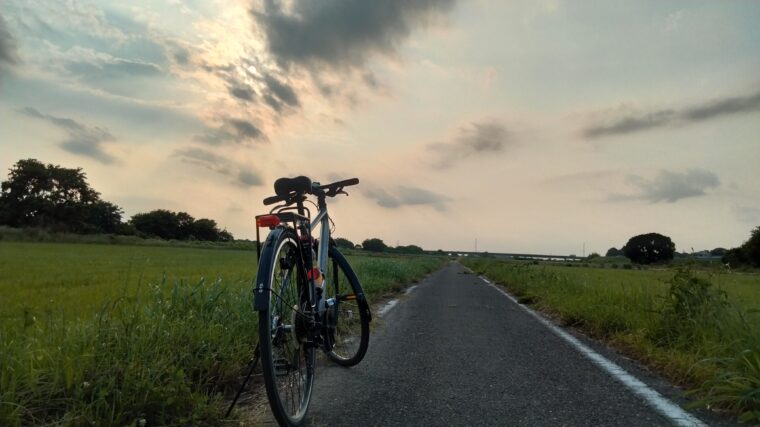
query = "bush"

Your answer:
(361, 238), (387, 252)
(622, 233), (675, 264)
(652, 268), (728, 347)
